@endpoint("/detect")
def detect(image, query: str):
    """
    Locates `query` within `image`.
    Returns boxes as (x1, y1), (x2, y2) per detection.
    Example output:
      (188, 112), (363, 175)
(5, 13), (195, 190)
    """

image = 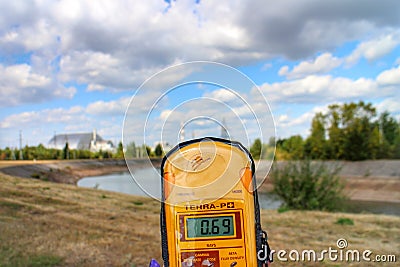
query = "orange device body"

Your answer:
(161, 137), (268, 267)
